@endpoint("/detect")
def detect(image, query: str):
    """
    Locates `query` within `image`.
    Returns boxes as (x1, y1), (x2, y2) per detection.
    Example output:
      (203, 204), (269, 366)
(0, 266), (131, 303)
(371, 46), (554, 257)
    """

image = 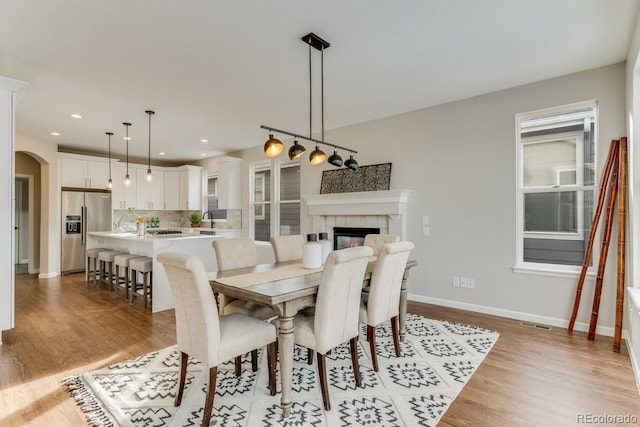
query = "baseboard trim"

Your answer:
(408, 294), (615, 337)
(38, 272), (59, 279)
